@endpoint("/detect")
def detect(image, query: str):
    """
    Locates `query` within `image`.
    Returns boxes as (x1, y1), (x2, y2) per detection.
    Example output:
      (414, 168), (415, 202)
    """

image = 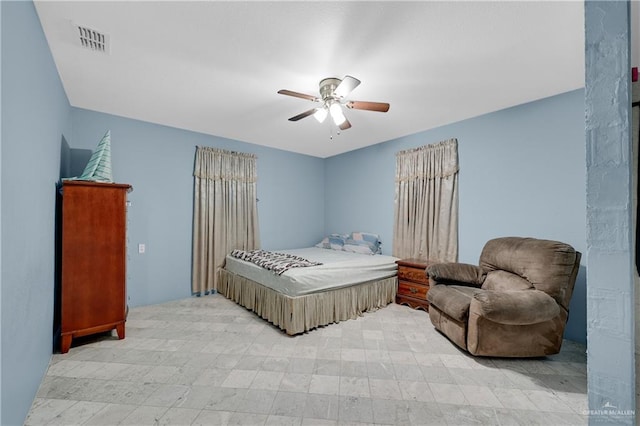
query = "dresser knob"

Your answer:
(410, 287), (417, 294)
